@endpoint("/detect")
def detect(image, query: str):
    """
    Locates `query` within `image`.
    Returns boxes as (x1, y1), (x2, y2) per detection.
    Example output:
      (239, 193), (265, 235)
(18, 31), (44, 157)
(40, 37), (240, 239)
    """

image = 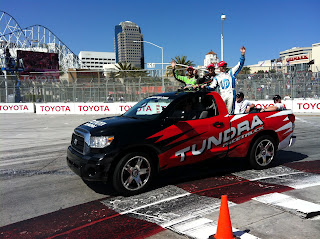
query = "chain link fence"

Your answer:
(0, 69), (319, 103)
